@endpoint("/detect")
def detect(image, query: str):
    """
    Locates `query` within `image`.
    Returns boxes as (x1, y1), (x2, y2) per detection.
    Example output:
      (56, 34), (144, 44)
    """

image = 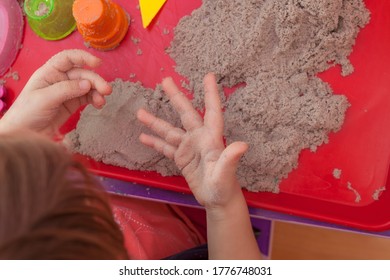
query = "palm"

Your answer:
(174, 127), (221, 204)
